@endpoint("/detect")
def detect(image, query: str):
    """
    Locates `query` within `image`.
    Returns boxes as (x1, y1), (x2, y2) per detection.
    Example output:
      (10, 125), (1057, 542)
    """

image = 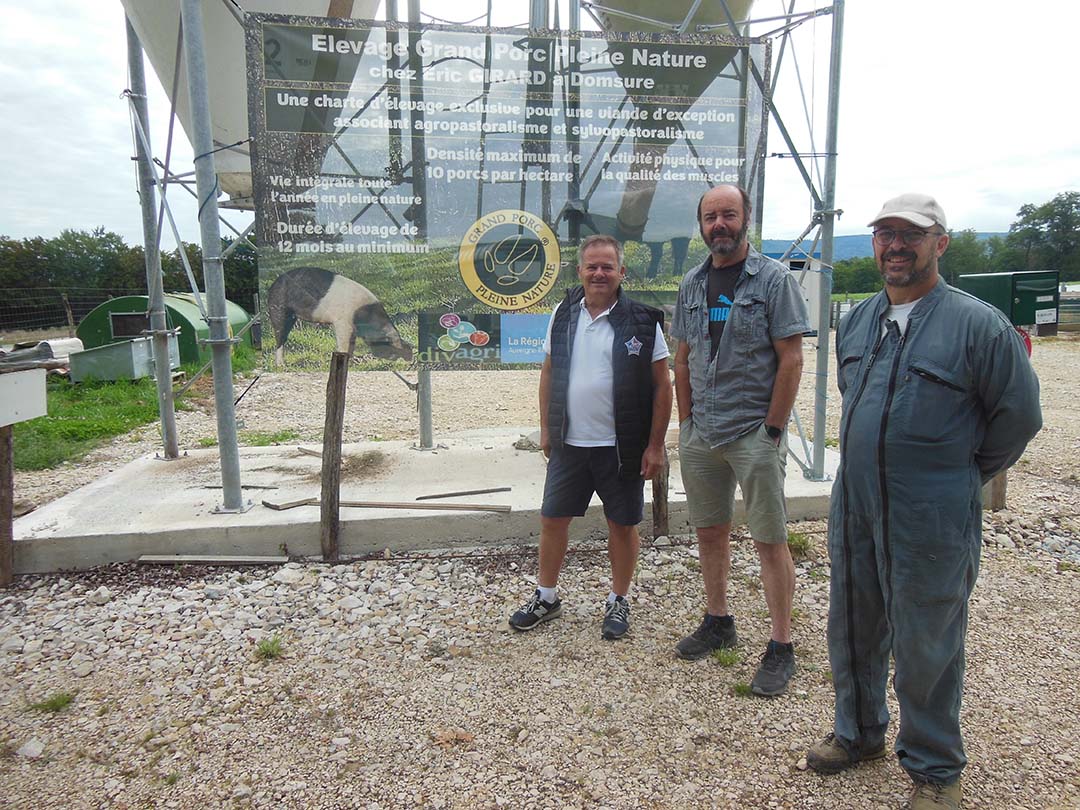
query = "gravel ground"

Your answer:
(4, 334), (1079, 809)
